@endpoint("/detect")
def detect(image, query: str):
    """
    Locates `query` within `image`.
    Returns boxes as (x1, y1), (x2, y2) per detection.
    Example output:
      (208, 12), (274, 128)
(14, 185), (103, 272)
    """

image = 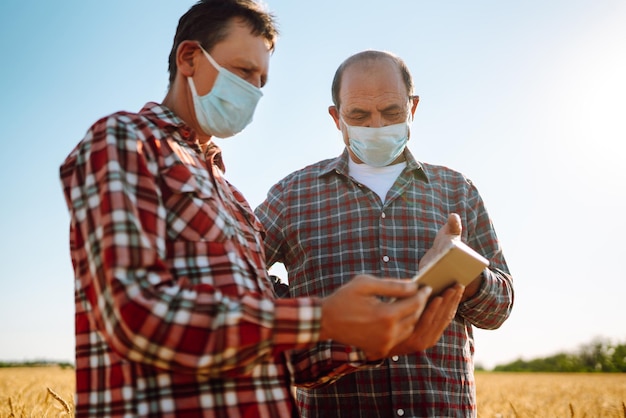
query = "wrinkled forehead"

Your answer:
(339, 59), (409, 111)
